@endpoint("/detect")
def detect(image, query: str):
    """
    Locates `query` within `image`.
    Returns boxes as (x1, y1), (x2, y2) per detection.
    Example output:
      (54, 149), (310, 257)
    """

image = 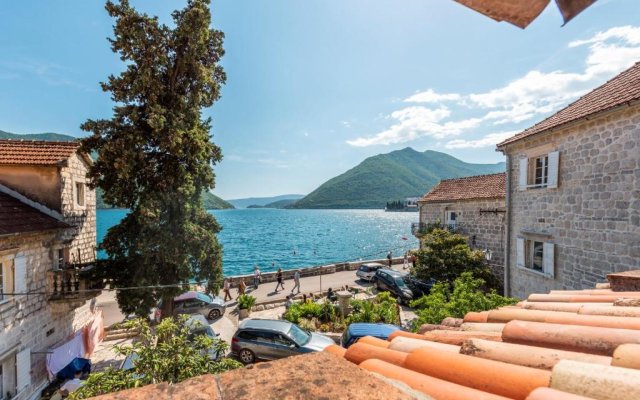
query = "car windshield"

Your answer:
(394, 277), (408, 287)
(288, 324), (311, 346)
(196, 293), (212, 303)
